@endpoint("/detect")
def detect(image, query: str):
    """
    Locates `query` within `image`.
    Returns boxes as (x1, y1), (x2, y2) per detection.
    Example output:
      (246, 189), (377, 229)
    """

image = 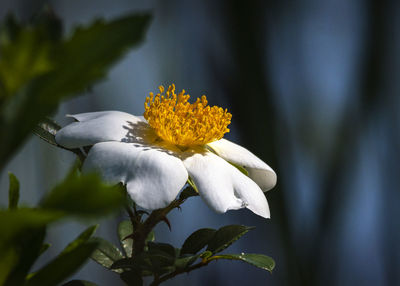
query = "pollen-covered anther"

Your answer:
(144, 84), (232, 147)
